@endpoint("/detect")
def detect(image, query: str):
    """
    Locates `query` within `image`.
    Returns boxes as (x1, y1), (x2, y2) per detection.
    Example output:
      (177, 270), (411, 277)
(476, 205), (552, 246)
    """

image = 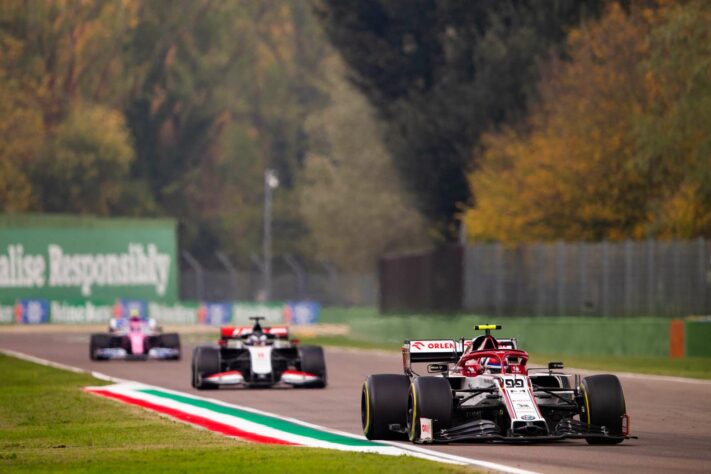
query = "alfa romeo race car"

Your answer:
(362, 324), (634, 444)
(89, 311), (181, 361)
(191, 317), (327, 389)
